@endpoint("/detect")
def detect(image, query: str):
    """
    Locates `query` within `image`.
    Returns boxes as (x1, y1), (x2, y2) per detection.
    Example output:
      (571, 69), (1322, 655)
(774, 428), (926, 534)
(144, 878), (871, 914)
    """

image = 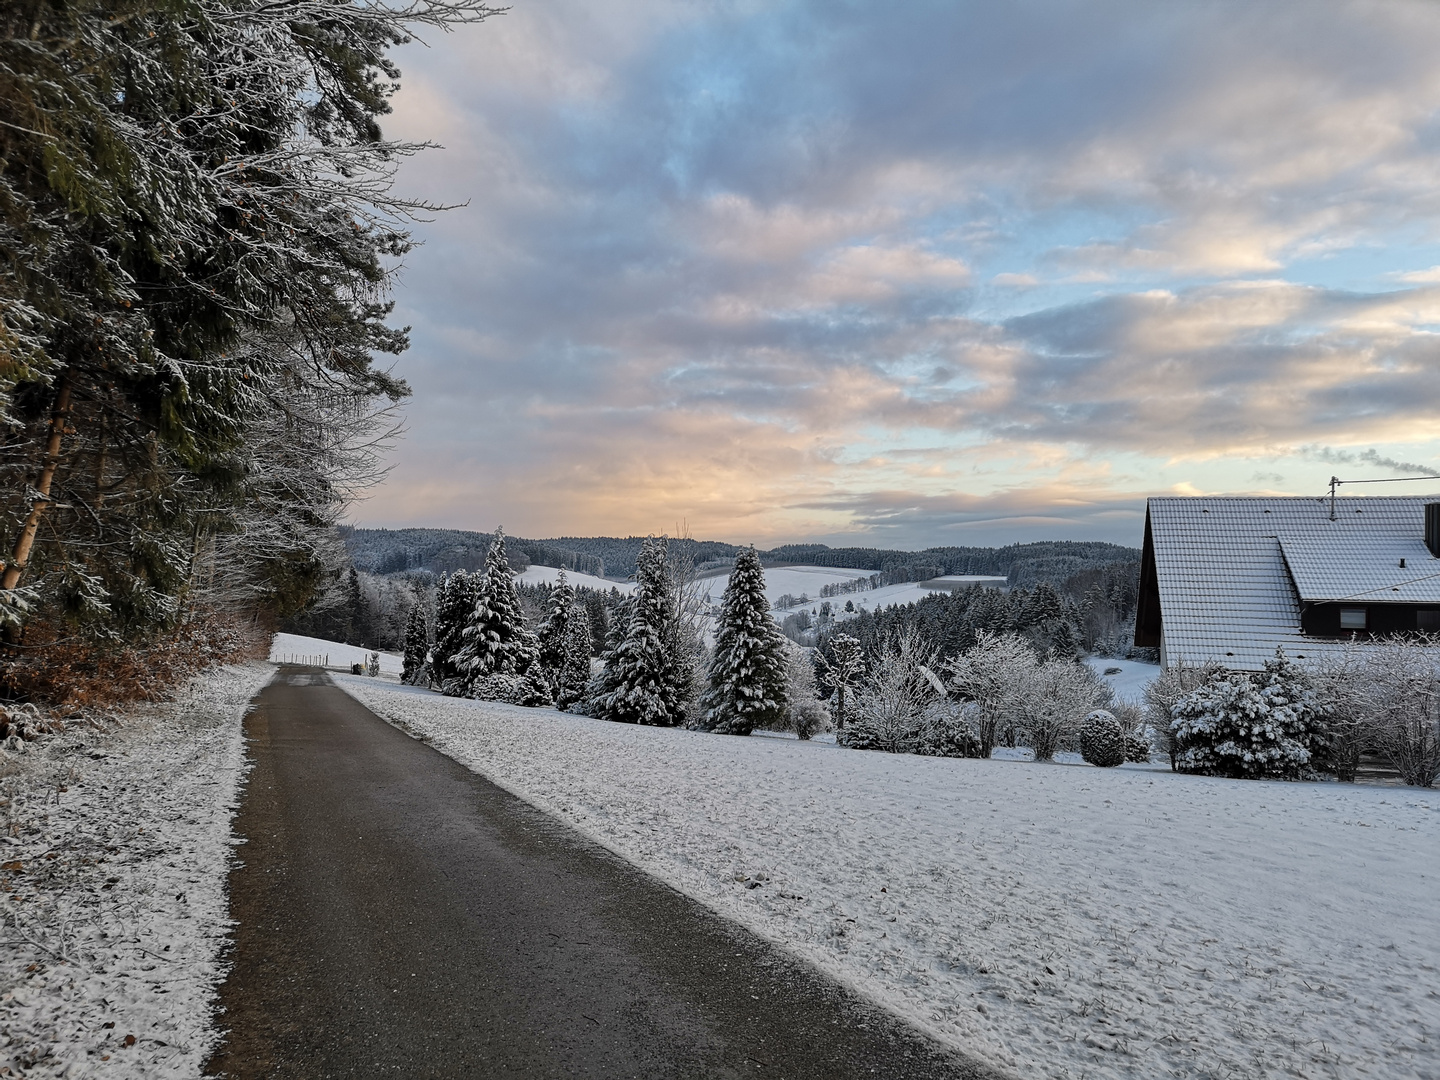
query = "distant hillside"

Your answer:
(342, 527), (1138, 587)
